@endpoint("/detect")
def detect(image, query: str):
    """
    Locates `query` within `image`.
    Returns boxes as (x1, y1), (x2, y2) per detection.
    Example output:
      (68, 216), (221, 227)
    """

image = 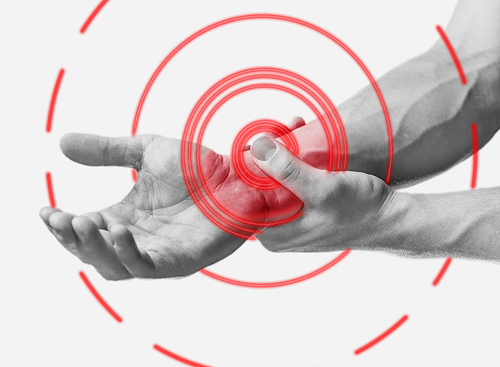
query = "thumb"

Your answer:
(60, 133), (152, 168)
(251, 137), (319, 202)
